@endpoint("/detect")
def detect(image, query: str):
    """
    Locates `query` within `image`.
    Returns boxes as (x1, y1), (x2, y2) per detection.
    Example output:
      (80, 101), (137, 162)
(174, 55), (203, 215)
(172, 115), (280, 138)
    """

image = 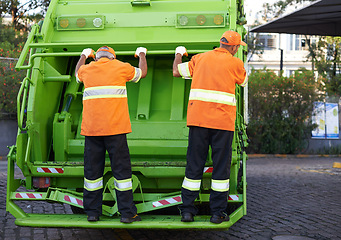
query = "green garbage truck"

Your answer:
(7, 0), (248, 229)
